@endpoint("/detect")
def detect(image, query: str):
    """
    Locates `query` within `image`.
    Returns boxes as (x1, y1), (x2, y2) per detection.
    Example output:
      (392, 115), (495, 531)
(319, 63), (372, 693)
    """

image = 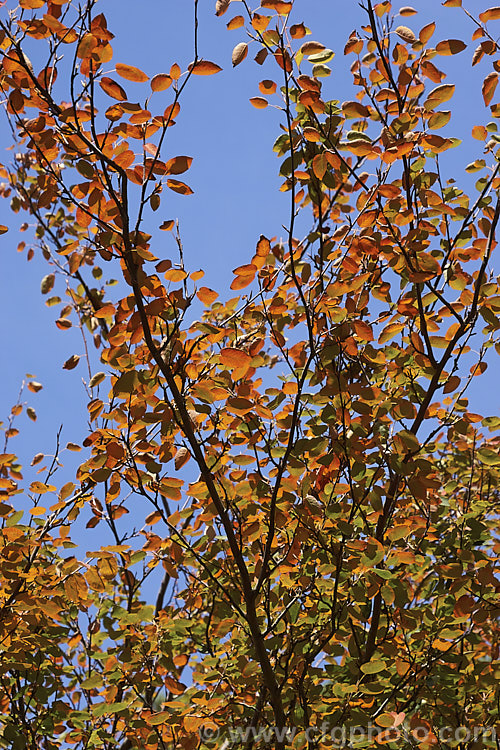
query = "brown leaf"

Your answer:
(435, 39), (467, 55)
(41, 274), (55, 294)
(174, 447), (190, 470)
(483, 71), (498, 106)
(63, 355), (80, 371)
(215, 0), (231, 15)
(232, 42), (248, 67)
(300, 41), (326, 56)
(395, 25), (416, 43)
(399, 5), (417, 15)
(255, 49), (268, 65)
